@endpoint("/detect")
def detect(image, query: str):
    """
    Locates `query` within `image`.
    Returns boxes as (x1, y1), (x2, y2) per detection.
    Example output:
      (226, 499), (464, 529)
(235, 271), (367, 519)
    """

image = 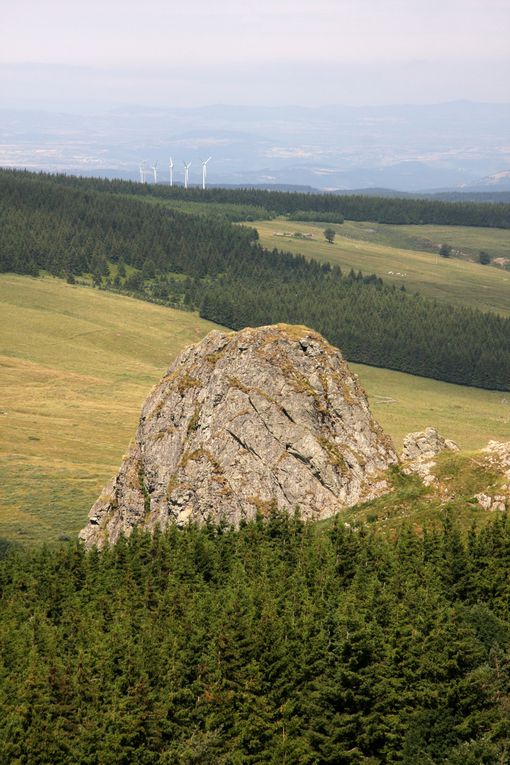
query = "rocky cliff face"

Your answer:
(80, 324), (398, 548)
